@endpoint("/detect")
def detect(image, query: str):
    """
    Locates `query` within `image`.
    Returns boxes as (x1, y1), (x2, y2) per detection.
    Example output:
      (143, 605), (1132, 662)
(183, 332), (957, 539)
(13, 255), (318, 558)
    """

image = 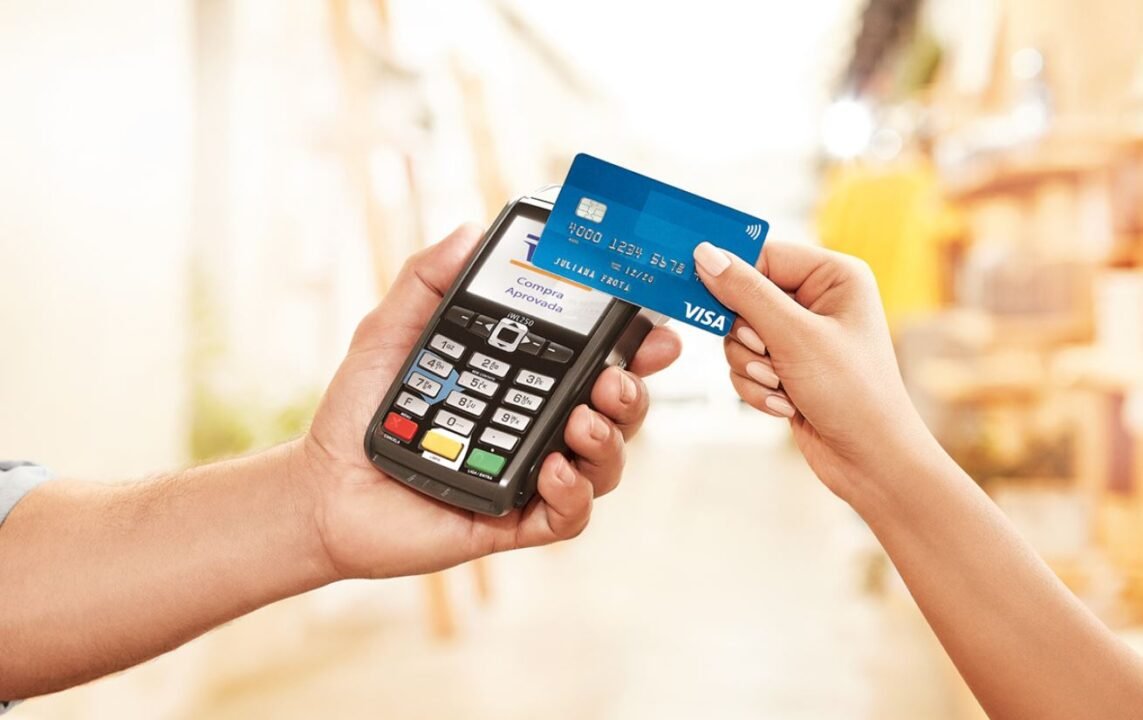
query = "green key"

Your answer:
(465, 448), (506, 476)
